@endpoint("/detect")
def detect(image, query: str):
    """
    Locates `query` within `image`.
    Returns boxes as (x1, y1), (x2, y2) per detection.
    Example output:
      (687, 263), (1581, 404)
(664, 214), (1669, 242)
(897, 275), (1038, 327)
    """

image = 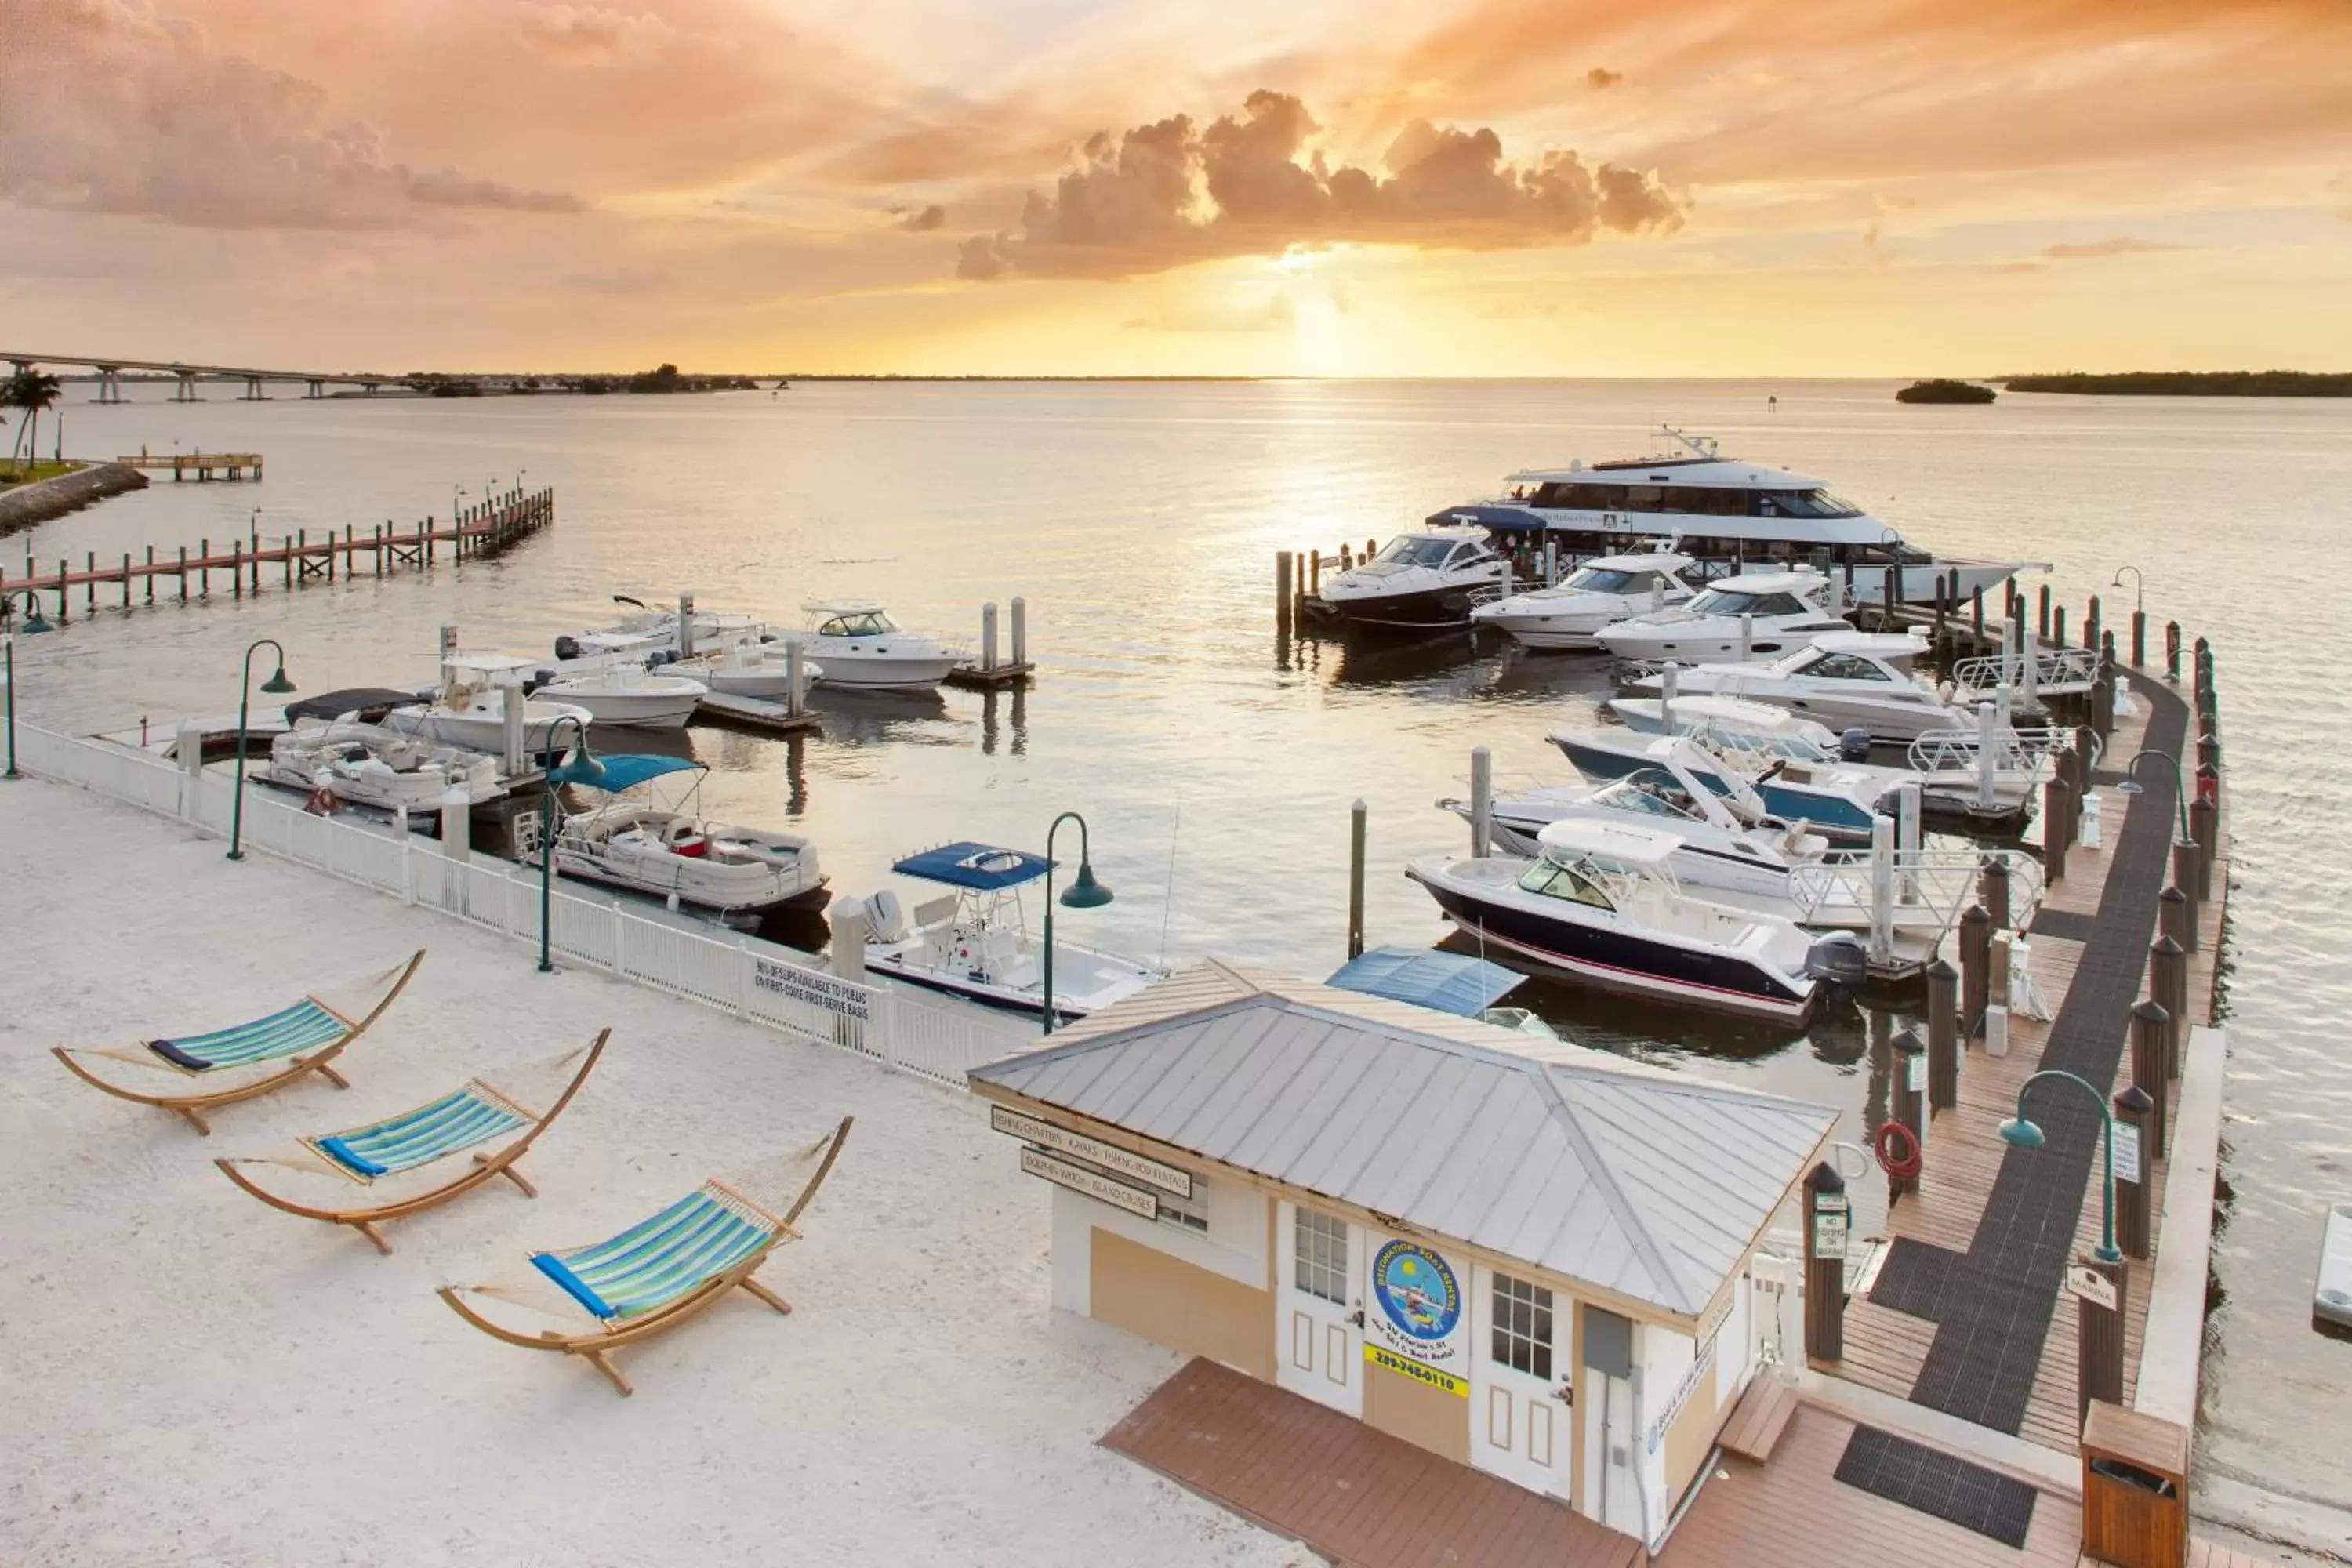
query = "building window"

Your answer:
(1294, 1209), (1348, 1305)
(1156, 1181), (1209, 1236)
(1491, 1272), (1555, 1380)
